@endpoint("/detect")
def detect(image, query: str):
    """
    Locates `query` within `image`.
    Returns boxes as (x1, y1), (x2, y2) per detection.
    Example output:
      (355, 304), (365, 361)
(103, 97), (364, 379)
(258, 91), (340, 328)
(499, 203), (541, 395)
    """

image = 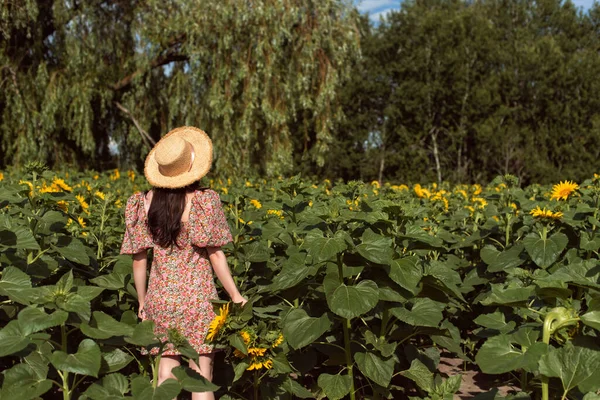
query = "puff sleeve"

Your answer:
(120, 193), (154, 254)
(189, 189), (233, 248)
